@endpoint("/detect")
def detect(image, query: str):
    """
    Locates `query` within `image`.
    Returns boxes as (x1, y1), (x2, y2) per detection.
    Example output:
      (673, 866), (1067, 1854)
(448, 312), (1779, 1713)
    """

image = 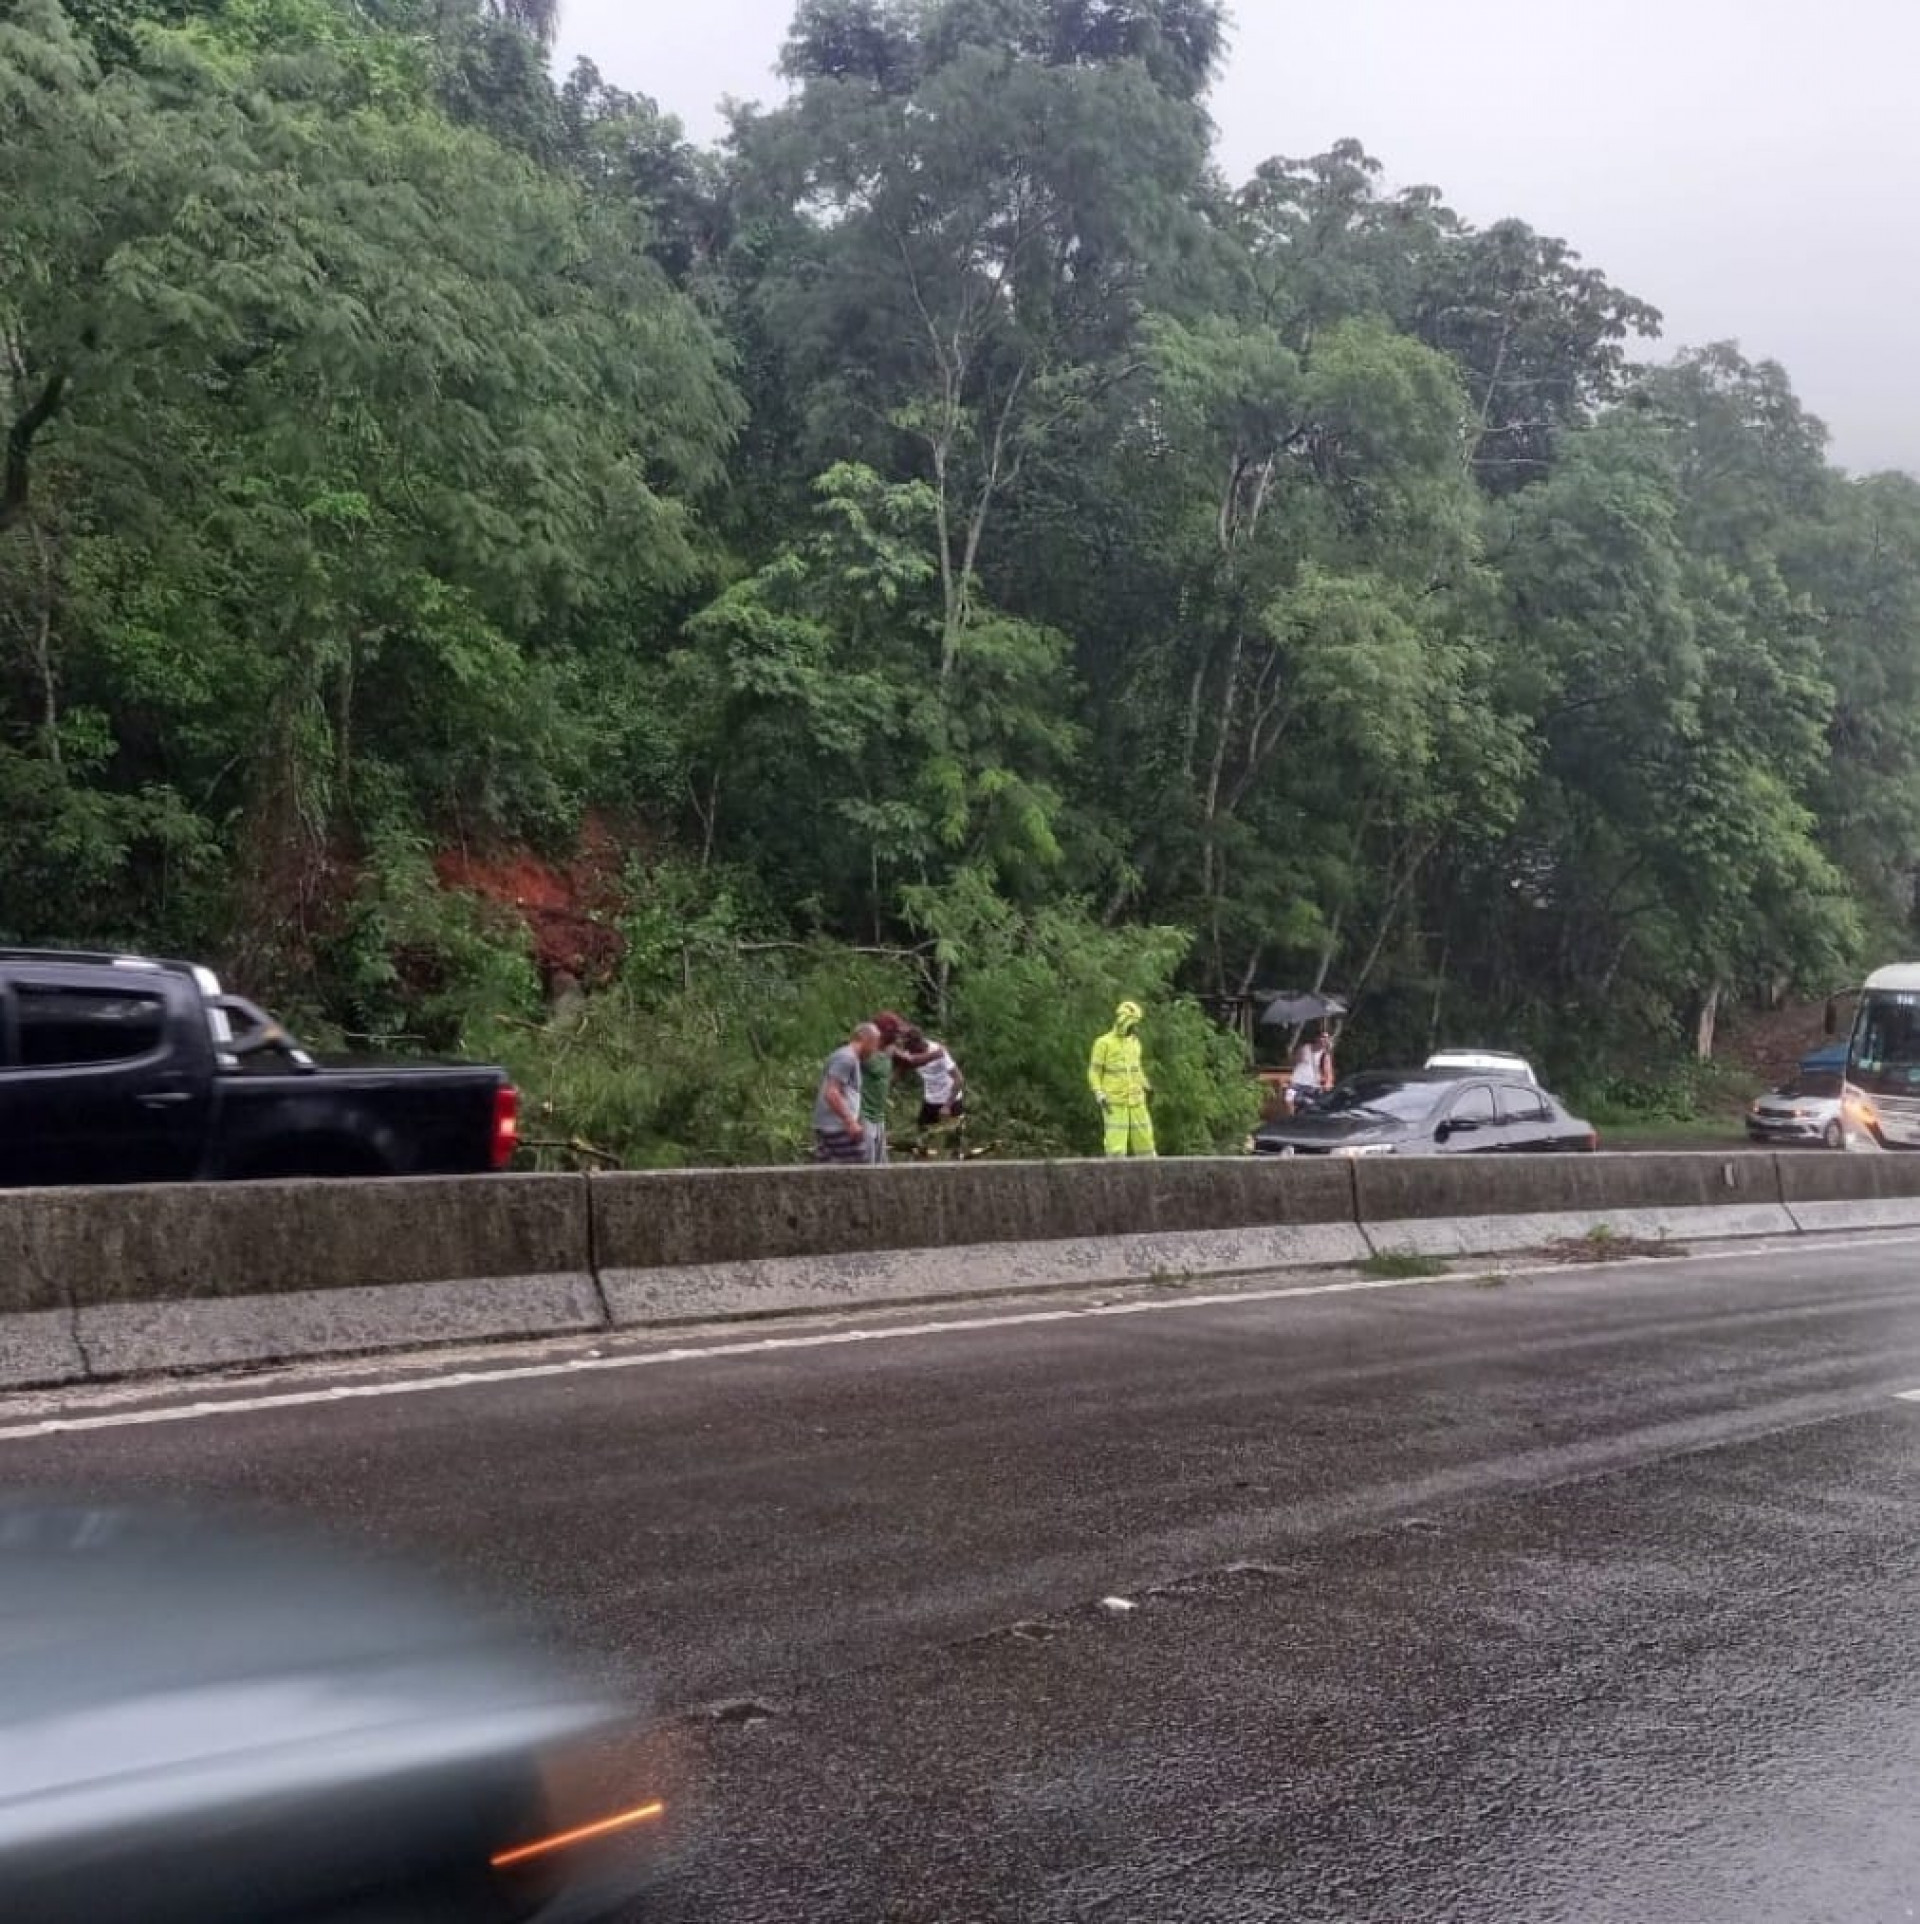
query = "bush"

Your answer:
(479, 910), (1258, 1167)
(303, 859), (1257, 1167)
(492, 944), (918, 1169)
(942, 907), (1256, 1157)
(1570, 1057), (1754, 1128)
(309, 834), (541, 1050)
